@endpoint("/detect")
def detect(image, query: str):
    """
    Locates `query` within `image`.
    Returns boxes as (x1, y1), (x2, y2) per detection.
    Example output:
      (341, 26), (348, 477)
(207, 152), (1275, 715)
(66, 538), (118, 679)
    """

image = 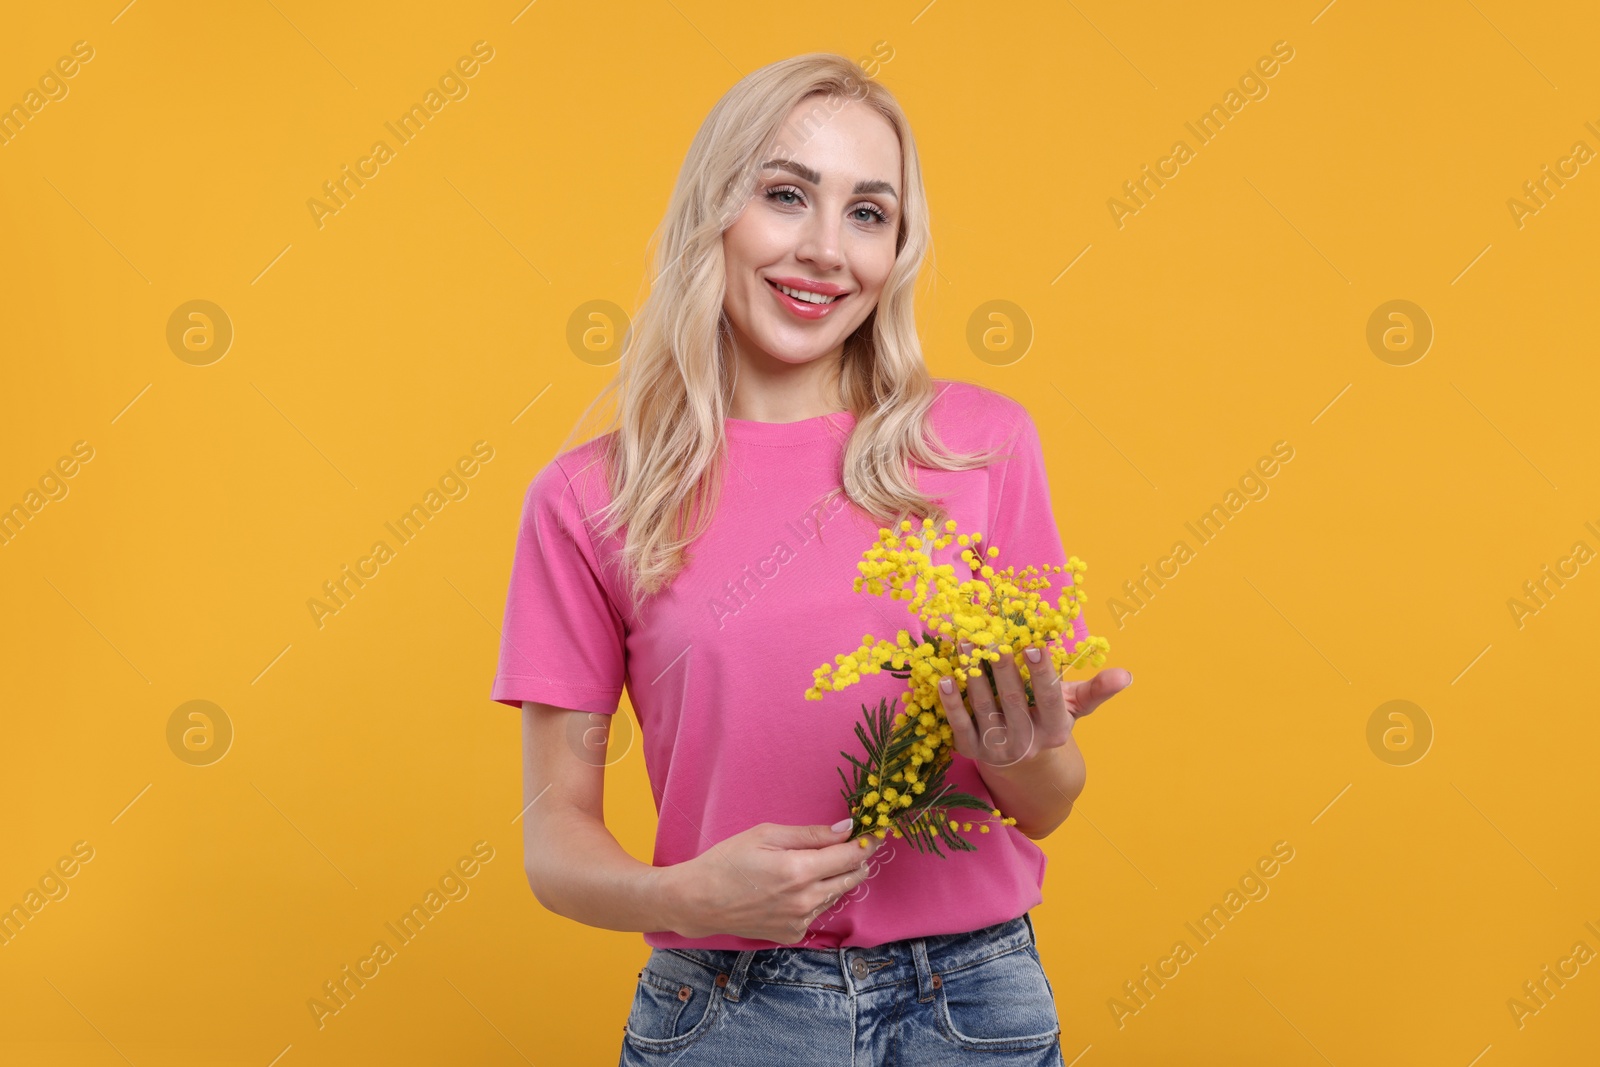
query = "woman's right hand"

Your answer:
(662, 820), (884, 944)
